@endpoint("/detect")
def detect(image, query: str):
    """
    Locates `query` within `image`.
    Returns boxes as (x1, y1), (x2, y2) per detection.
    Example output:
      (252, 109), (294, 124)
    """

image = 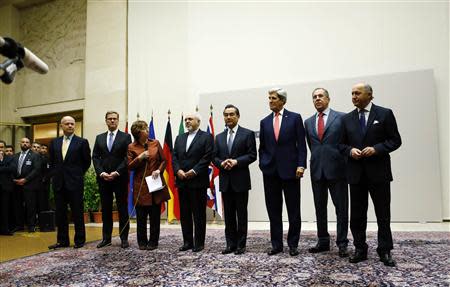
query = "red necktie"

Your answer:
(274, 112), (280, 141)
(317, 112), (324, 141)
